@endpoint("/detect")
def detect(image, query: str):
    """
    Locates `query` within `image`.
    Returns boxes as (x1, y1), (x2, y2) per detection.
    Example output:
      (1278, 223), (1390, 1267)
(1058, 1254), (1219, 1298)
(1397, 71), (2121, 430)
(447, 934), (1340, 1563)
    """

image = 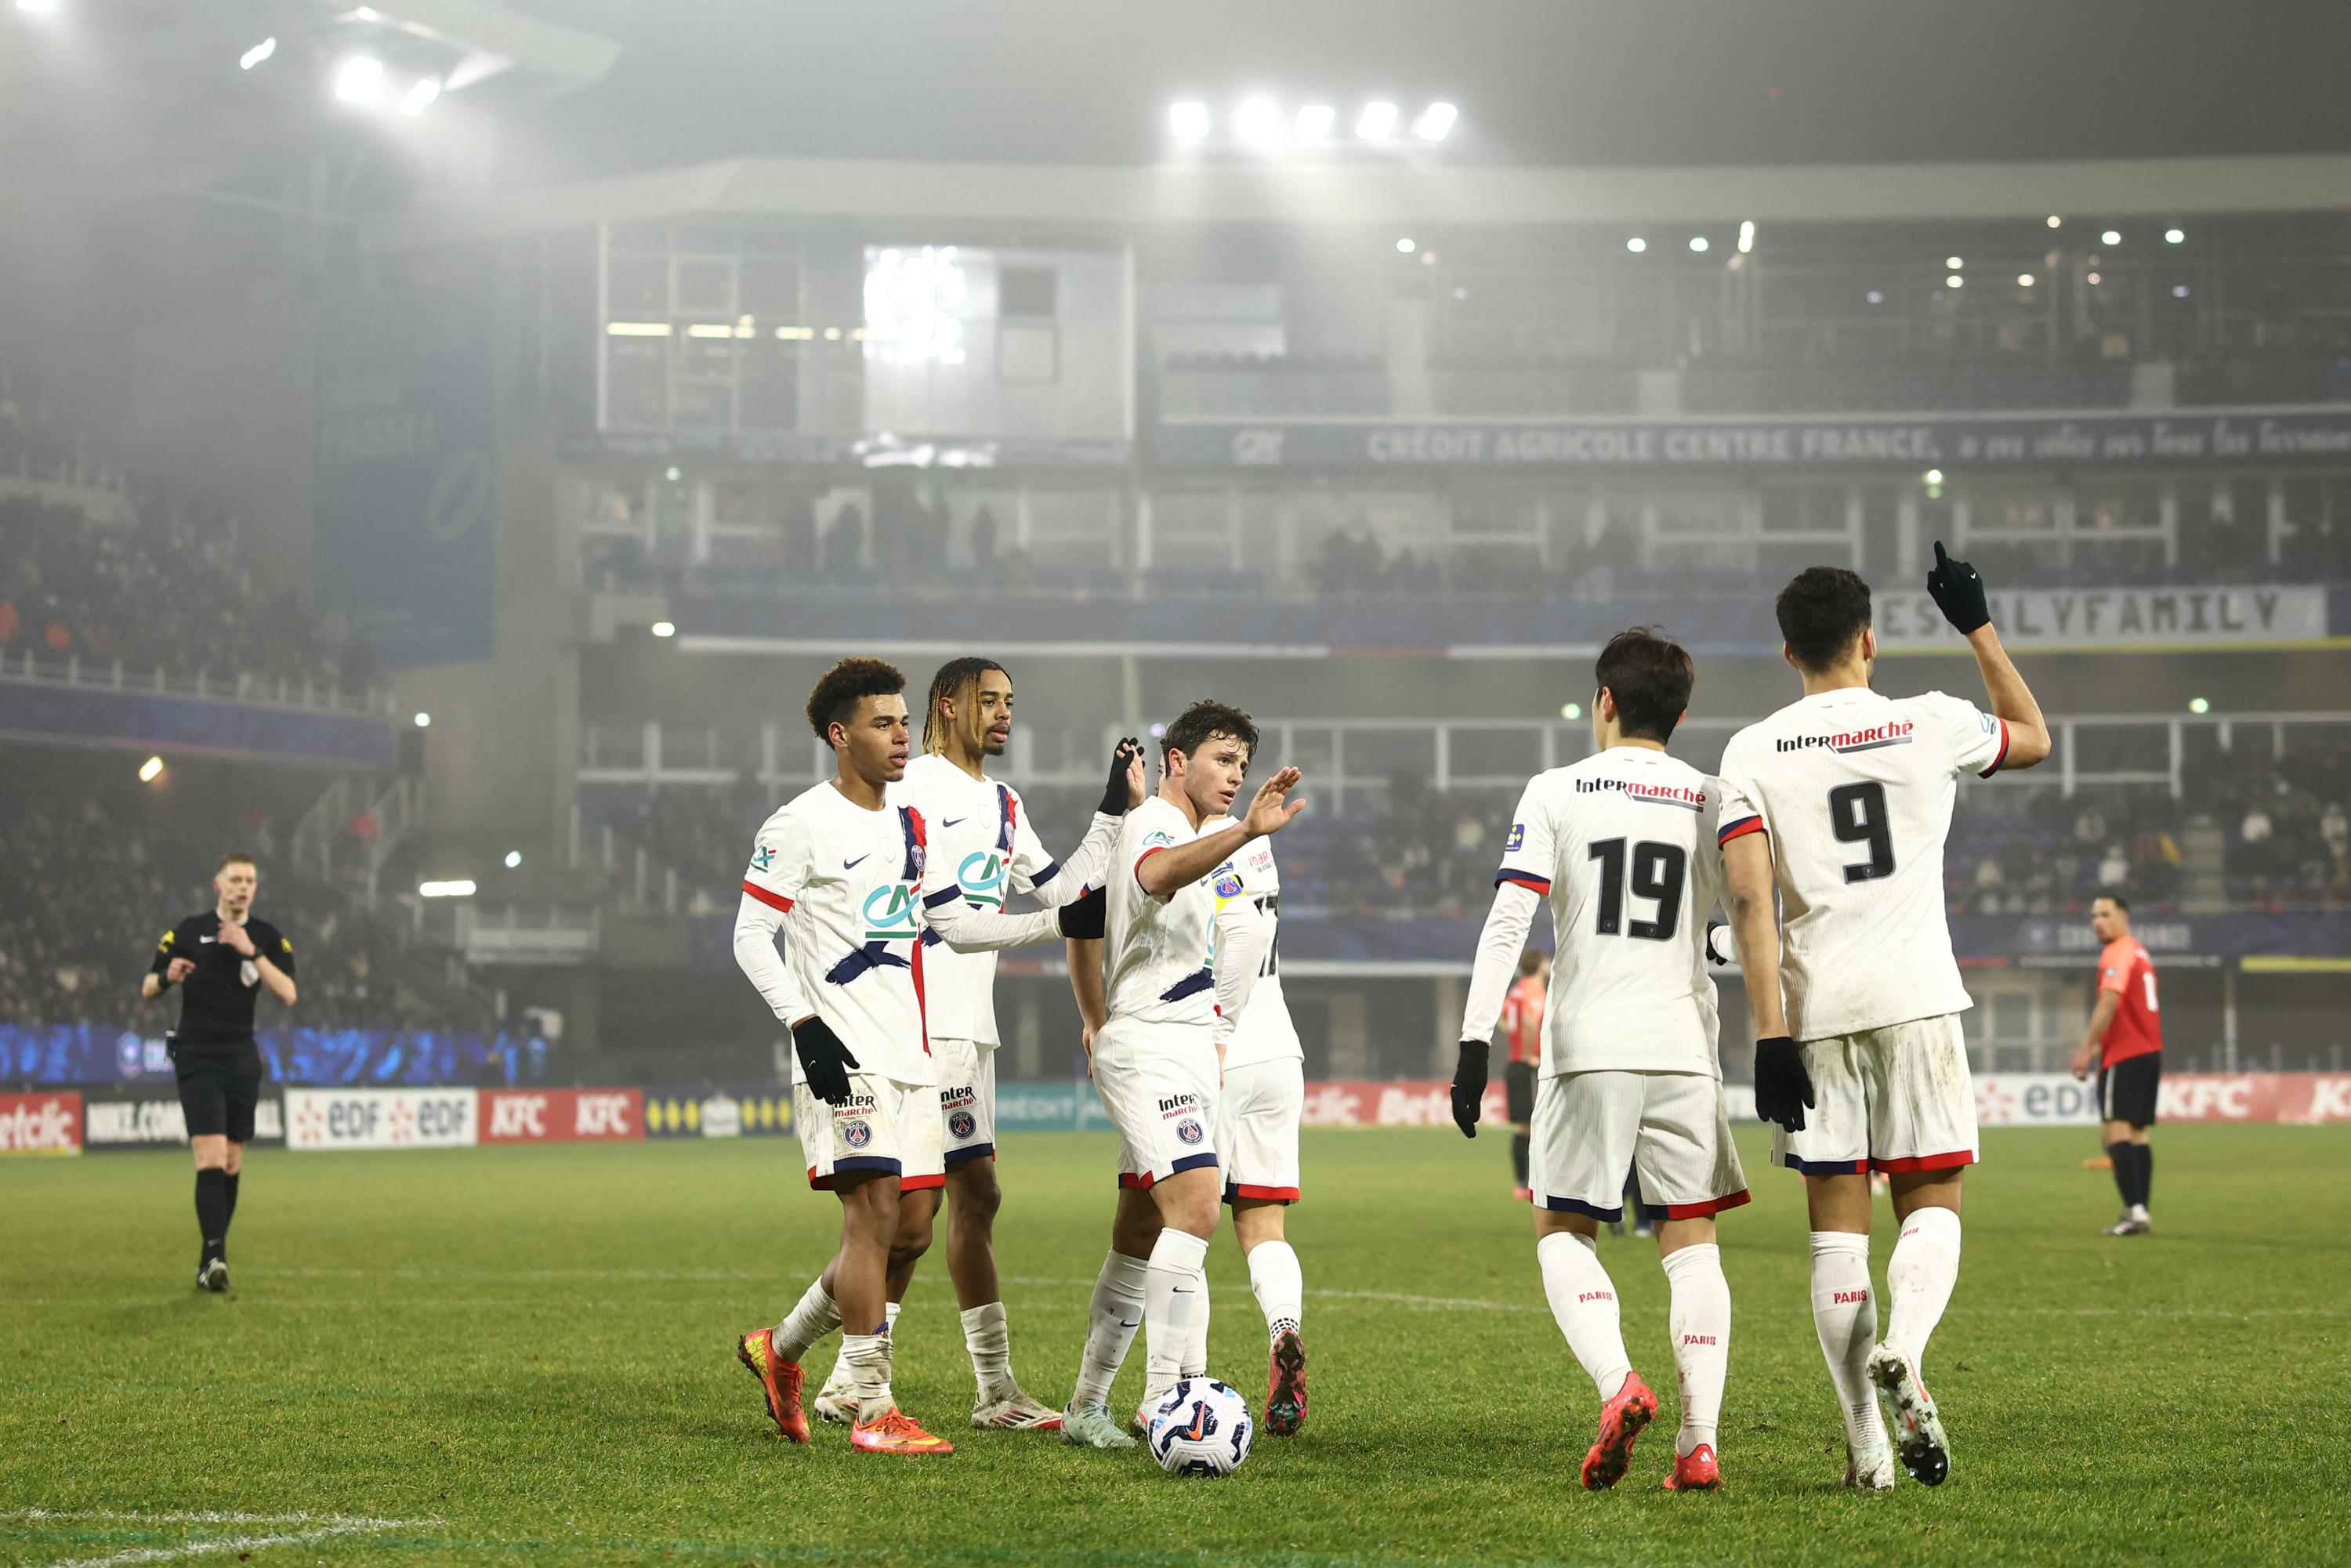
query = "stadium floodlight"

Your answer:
(398, 76), (441, 117)
(1737, 220), (1755, 254)
(334, 55), (386, 104)
(1866, 290), (1885, 304)
(2087, 271), (2103, 285)
(139, 756), (165, 783)
(1356, 100), (1398, 141)
(1295, 103), (1335, 139)
(1924, 469), (1945, 485)
(2189, 697), (2211, 715)
(2101, 229), (2123, 245)
(1689, 236), (1709, 253)
(15, 0), (60, 14)
(1559, 701), (1582, 721)
(2017, 273), (2036, 287)
(1168, 100), (1211, 139)
(2173, 284), (2191, 298)
(418, 879), (477, 899)
(1945, 255), (1964, 270)
(1413, 101), (1458, 142)
(240, 37), (277, 70)
(412, 712), (431, 728)
(650, 620), (676, 638)
(504, 850), (523, 868)
(1625, 236), (1646, 254)
(1946, 273), (1964, 288)
(1234, 96), (1283, 146)
(2046, 214), (2063, 228)
(605, 321), (671, 336)
(1396, 237), (1416, 254)
(2164, 227), (2186, 244)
